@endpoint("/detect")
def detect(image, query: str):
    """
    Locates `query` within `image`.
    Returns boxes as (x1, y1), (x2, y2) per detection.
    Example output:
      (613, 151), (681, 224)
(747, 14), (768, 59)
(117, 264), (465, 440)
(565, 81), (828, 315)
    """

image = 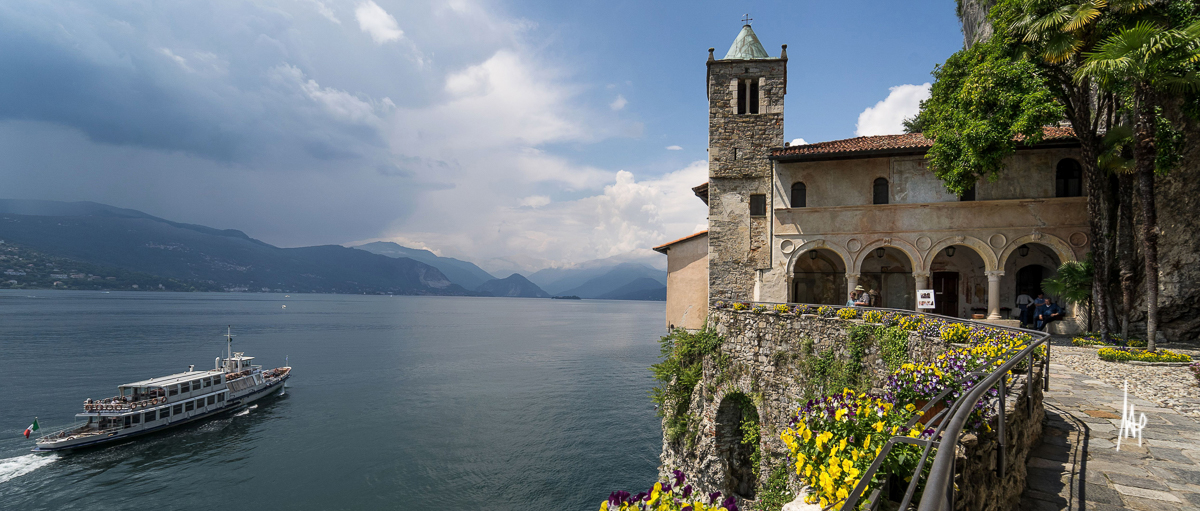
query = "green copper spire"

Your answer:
(723, 24), (769, 60)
